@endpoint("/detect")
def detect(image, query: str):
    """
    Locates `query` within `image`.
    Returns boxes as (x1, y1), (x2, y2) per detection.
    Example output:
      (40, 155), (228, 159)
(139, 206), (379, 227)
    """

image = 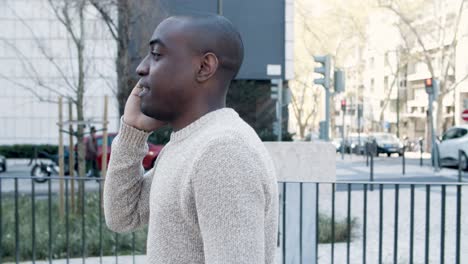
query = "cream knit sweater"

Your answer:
(104, 108), (278, 263)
